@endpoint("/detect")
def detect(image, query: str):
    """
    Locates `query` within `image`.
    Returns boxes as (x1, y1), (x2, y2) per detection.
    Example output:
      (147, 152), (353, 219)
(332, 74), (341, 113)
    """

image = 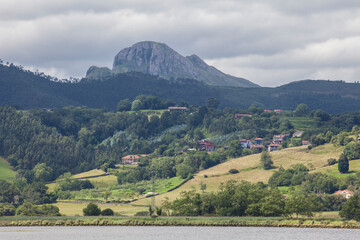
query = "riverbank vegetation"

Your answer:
(2, 215), (360, 228)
